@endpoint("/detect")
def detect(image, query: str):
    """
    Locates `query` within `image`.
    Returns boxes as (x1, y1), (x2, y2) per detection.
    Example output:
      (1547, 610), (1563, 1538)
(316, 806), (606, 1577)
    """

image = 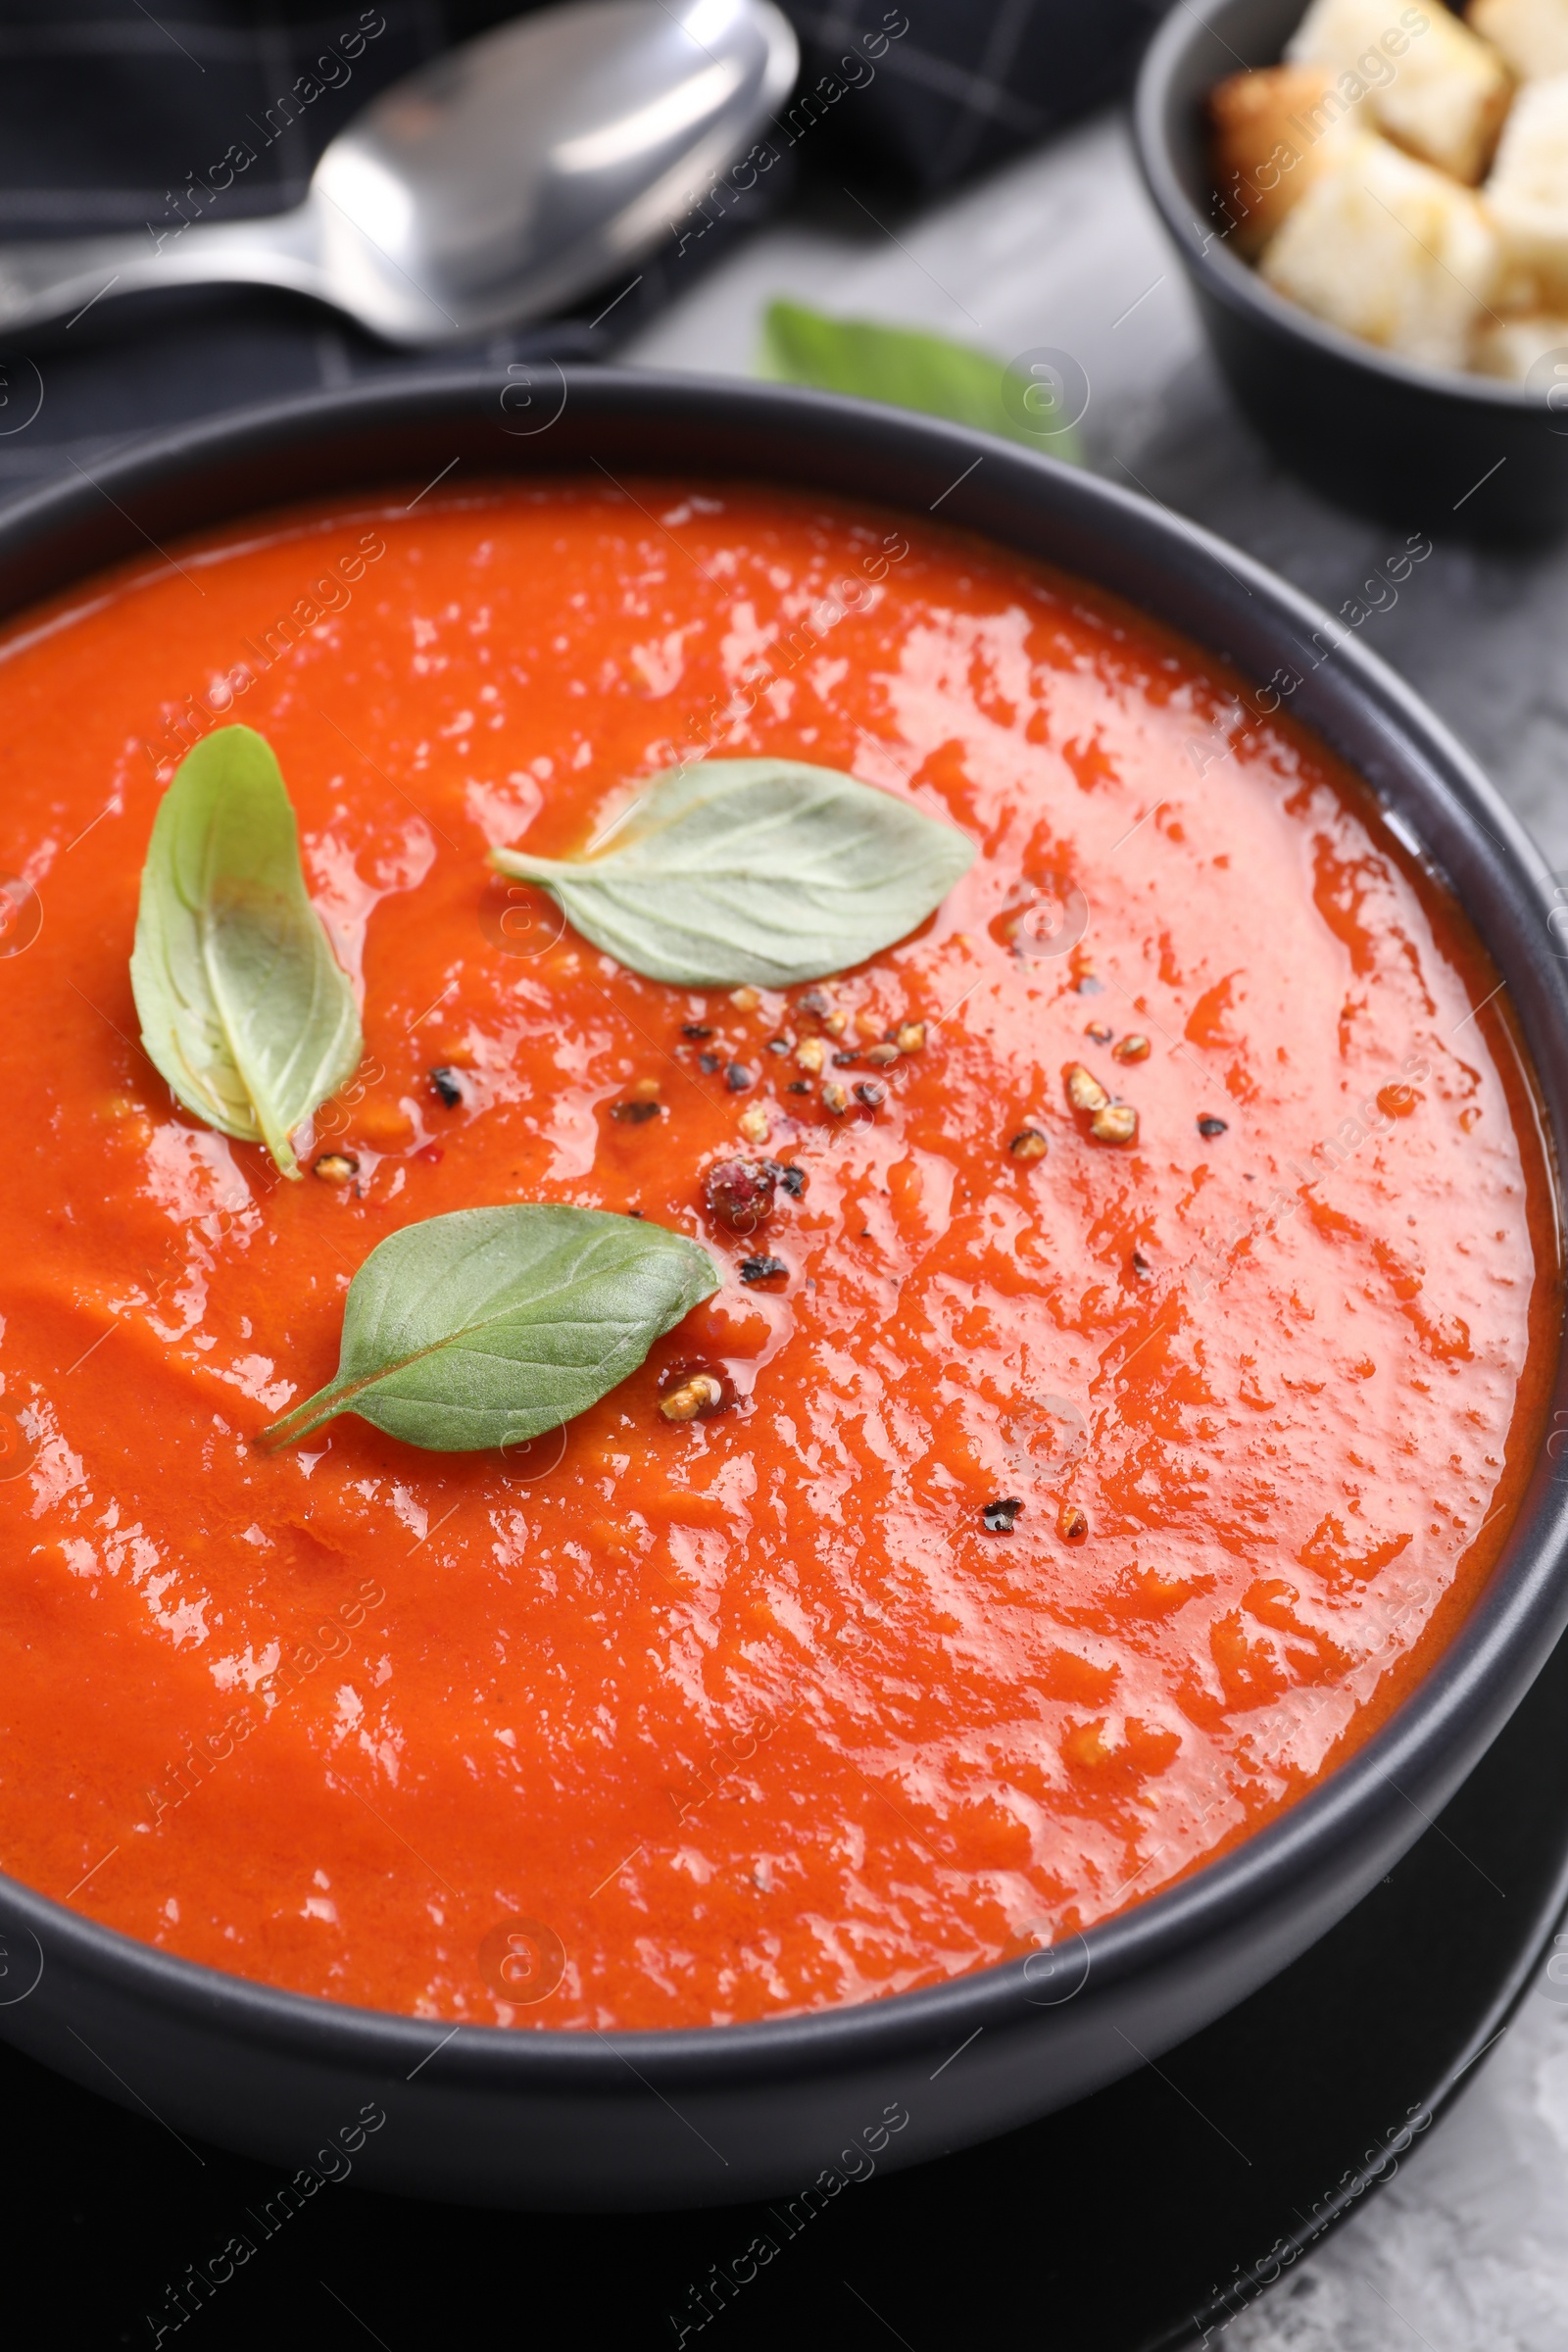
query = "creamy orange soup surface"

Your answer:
(0, 476), (1555, 2028)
